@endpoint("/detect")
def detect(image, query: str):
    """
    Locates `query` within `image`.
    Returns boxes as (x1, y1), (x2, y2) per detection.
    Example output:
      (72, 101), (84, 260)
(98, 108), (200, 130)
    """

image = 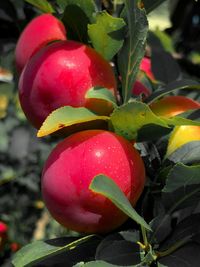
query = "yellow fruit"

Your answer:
(166, 125), (200, 157)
